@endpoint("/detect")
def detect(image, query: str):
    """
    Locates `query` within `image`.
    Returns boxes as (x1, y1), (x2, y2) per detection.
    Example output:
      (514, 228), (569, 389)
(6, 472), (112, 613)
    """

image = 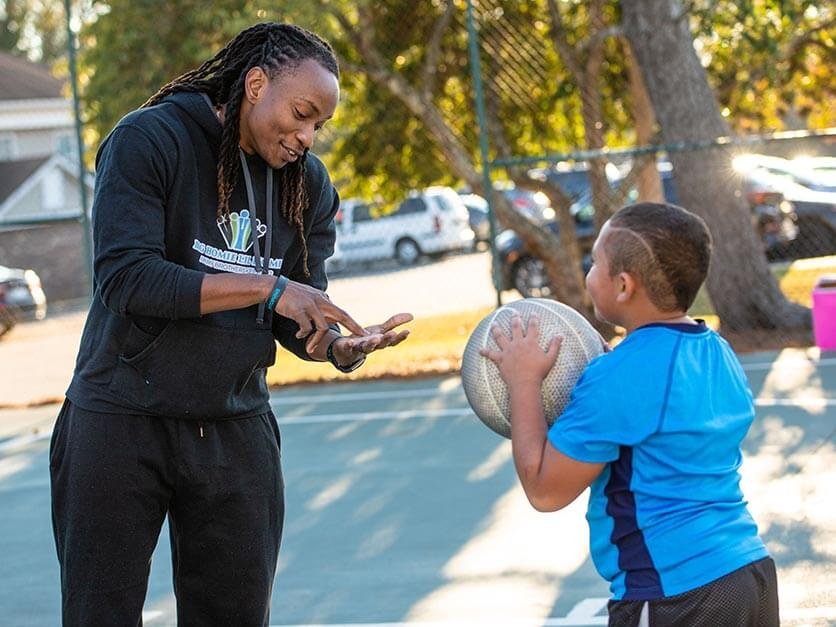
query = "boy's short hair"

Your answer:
(604, 202), (712, 312)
